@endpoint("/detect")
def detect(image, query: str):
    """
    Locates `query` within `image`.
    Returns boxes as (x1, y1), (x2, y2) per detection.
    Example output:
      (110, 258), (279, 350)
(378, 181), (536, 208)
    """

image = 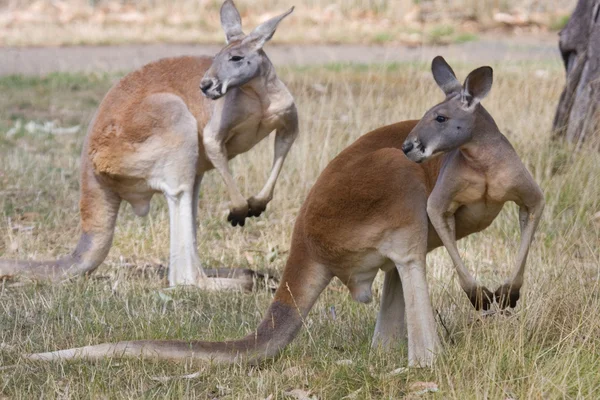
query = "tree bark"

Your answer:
(553, 0), (600, 150)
